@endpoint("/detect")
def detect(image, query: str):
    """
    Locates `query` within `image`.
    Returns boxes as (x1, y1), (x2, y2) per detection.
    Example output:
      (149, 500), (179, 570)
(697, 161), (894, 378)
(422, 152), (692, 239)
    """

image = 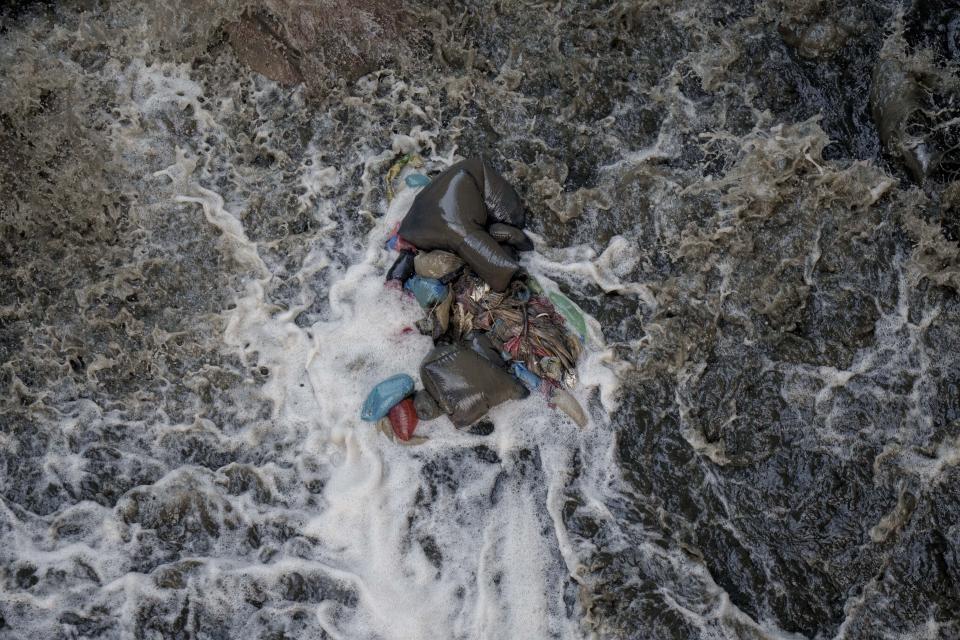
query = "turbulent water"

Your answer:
(2, 1), (960, 638)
